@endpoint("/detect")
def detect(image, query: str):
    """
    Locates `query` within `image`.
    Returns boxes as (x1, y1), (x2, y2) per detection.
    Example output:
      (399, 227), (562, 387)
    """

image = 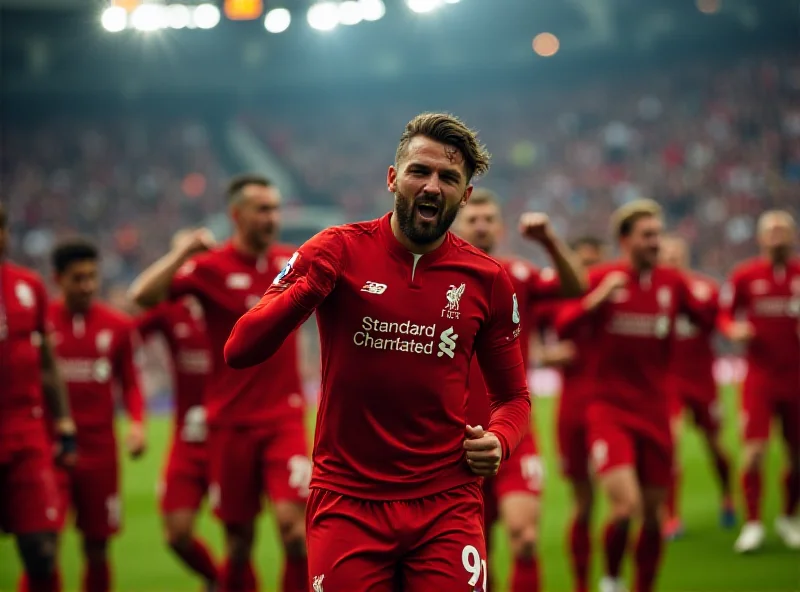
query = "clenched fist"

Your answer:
(463, 425), (503, 477)
(519, 212), (555, 245)
(176, 228), (216, 258)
